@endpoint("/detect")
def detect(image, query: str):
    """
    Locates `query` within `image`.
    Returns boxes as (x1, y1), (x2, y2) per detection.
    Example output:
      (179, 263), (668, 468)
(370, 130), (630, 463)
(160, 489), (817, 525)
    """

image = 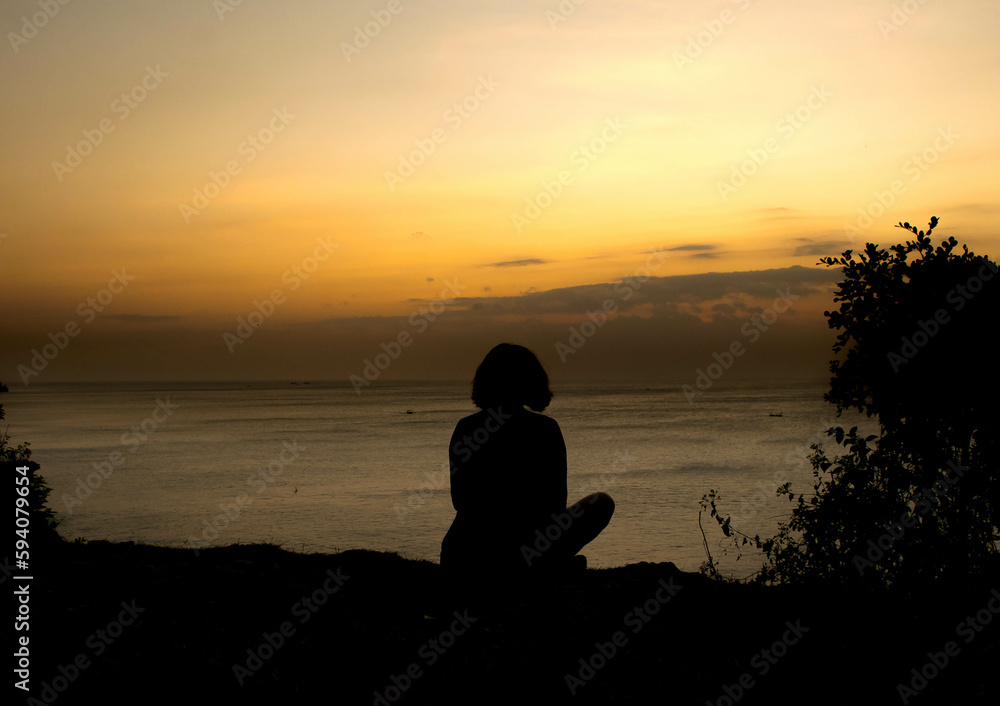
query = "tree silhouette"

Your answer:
(702, 218), (999, 588)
